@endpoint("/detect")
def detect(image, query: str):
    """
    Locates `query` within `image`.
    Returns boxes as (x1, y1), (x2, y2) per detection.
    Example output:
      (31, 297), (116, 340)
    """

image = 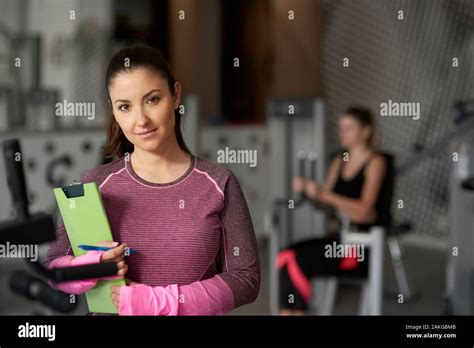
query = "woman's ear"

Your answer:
(363, 125), (373, 143)
(174, 81), (182, 110)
